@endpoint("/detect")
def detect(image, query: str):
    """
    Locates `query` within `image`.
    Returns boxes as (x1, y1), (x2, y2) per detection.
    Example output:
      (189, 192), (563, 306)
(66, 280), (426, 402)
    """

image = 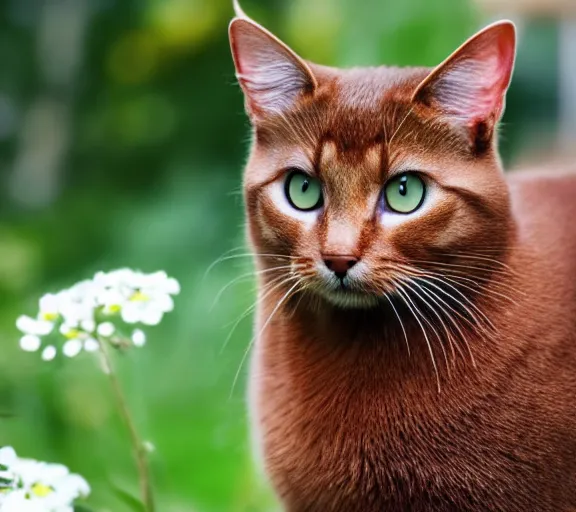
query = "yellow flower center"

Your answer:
(41, 312), (58, 321)
(108, 304), (122, 313)
(130, 291), (149, 302)
(64, 329), (81, 340)
(31, 482), (53, 497)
